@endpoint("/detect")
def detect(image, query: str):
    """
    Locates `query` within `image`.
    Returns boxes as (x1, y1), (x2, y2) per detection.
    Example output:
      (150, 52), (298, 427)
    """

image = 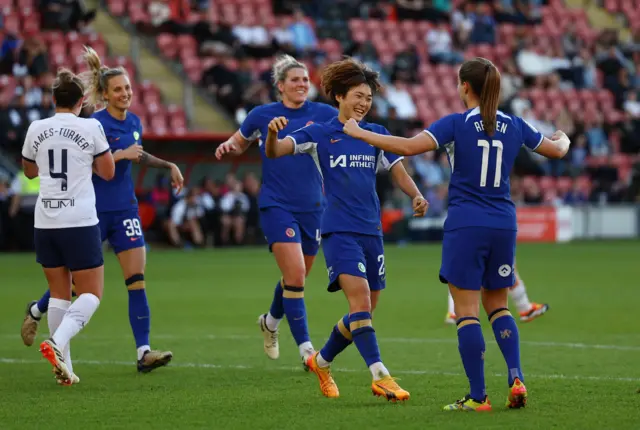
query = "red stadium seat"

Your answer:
(157, 33), (178, 59)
